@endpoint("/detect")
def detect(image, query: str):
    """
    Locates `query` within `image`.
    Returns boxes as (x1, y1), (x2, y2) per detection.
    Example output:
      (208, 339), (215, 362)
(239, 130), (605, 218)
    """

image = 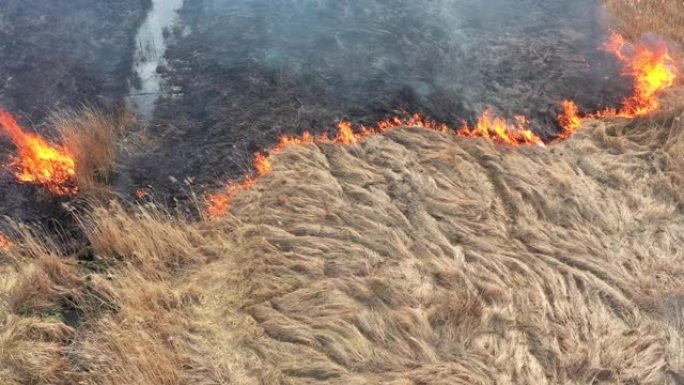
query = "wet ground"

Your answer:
(128, 0), (184, 119)
(127, 0), (632, 196)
